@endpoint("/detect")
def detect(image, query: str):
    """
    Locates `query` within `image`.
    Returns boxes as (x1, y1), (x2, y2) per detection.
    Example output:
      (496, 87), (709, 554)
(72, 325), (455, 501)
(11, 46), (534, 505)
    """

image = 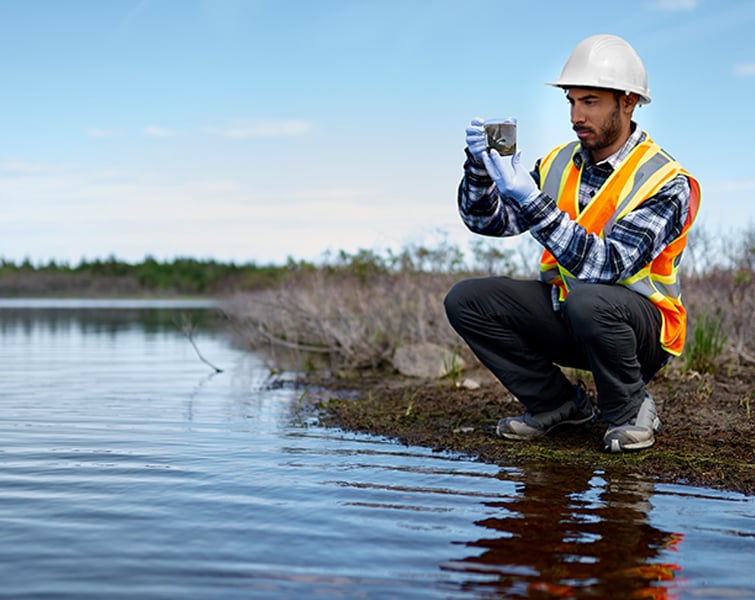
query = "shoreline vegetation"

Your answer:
(0, 255), (292, 297)
(4, 227), (754, 494)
